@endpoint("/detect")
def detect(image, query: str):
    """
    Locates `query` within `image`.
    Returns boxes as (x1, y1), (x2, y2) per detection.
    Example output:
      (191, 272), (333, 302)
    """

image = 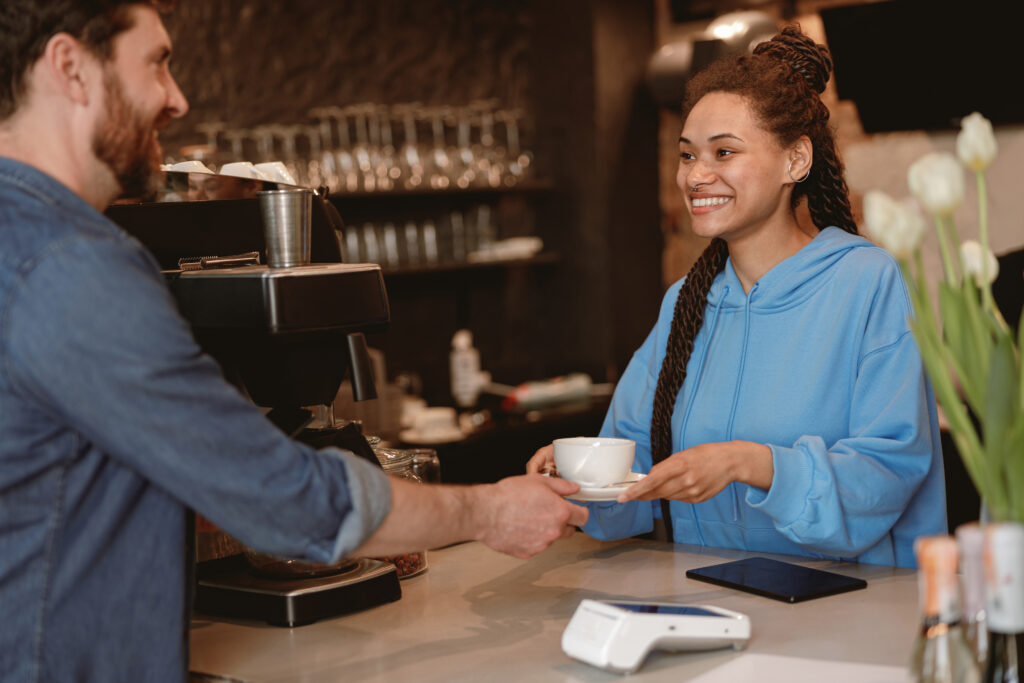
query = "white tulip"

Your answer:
(907, 152), (965, 216)
(959, 240), (999, 286)
(863, 190), (926, 260)
(956, 112), (997, 172)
